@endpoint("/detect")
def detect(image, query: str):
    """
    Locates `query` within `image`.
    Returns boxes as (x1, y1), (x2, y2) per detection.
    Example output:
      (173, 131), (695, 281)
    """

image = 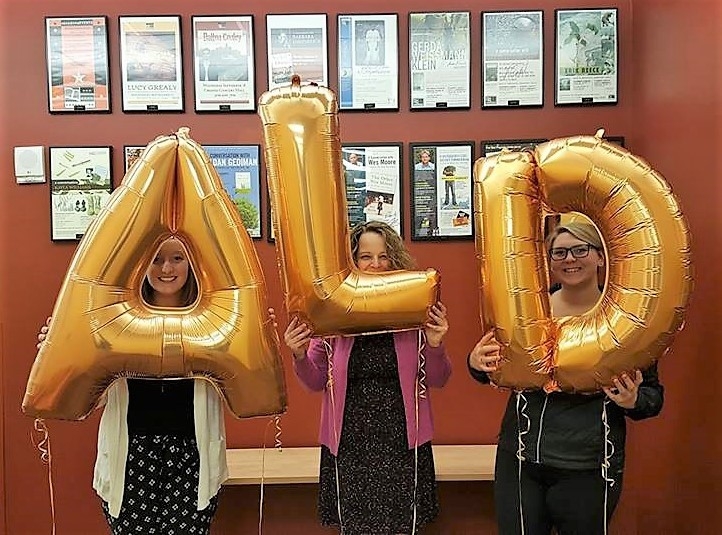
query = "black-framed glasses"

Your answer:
(549, 244), (595, 261)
